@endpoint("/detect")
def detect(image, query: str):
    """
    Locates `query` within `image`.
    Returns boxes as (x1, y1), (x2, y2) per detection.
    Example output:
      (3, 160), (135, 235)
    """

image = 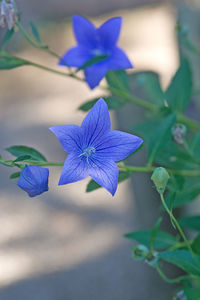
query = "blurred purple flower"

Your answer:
(17, 165), (49, 197)
(59, 15), (133, 89)
(50, 98), (142, 196)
